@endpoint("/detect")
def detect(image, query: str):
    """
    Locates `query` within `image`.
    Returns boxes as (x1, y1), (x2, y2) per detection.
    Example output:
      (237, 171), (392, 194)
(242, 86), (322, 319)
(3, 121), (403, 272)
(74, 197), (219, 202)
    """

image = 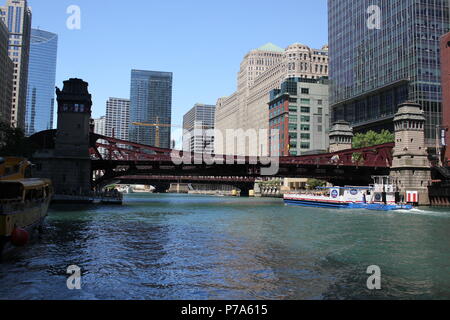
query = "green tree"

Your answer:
(353, 130), (394, 149)
(352, 130), (394, 164)
(0, 122), (36, 157)
(307, 179), (327, 190)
